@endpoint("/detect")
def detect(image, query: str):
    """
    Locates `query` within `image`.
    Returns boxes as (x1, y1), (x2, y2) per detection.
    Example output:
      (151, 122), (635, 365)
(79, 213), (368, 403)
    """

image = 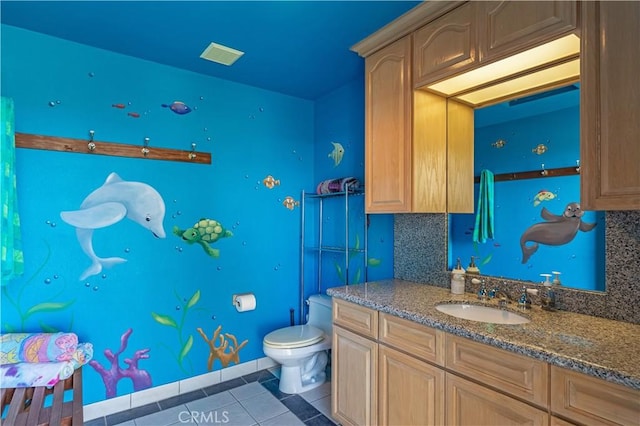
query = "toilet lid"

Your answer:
(264, 325), (324, 348)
